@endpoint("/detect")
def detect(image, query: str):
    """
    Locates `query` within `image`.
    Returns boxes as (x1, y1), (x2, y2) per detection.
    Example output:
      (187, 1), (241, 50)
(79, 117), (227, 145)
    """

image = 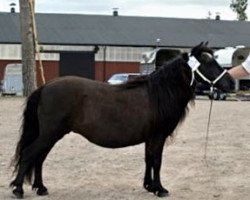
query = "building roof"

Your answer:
(1, 12), (250, 48)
